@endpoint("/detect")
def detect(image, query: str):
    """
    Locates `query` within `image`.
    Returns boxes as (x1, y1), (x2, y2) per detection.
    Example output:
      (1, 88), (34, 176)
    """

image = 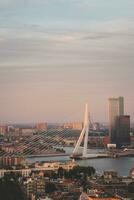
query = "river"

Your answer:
(27, 147), (134, 176)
